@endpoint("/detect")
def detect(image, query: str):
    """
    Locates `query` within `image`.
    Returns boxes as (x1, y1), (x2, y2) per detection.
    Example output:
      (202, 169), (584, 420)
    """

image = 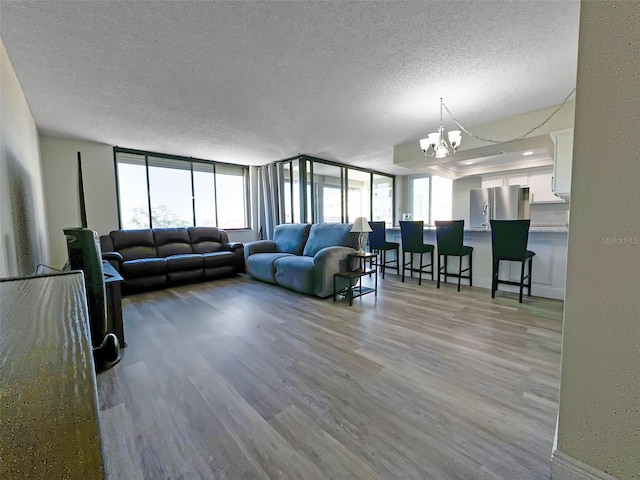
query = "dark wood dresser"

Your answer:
(0, 271), (104, 479)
